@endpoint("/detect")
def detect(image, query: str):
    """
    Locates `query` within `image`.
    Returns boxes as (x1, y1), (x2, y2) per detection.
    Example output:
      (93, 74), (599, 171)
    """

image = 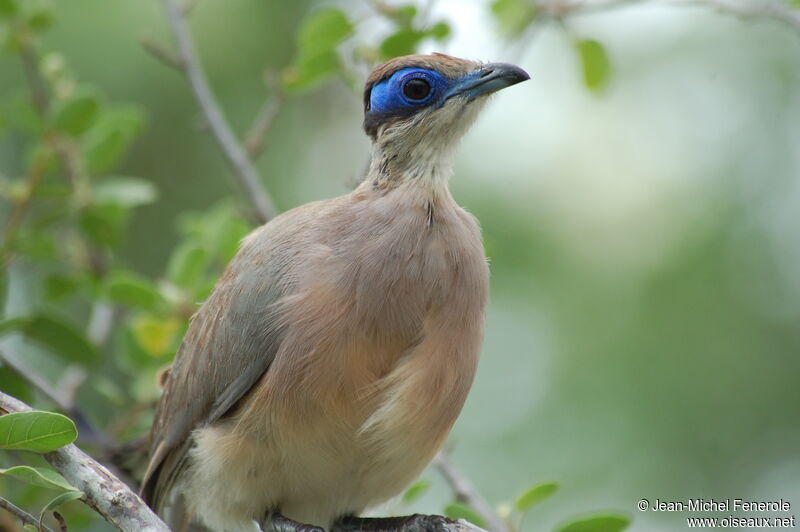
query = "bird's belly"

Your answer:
(185, 367), (454, 530)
